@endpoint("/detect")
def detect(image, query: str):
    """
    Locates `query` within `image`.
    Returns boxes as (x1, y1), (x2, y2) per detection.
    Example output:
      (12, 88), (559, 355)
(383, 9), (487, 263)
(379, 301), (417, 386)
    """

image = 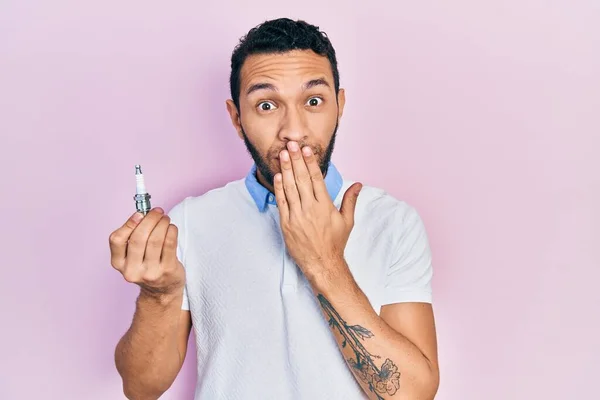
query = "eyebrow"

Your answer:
(246, 82), (277, 95)
(303, 78), (330, 90)
(245, 78), (331, 96)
